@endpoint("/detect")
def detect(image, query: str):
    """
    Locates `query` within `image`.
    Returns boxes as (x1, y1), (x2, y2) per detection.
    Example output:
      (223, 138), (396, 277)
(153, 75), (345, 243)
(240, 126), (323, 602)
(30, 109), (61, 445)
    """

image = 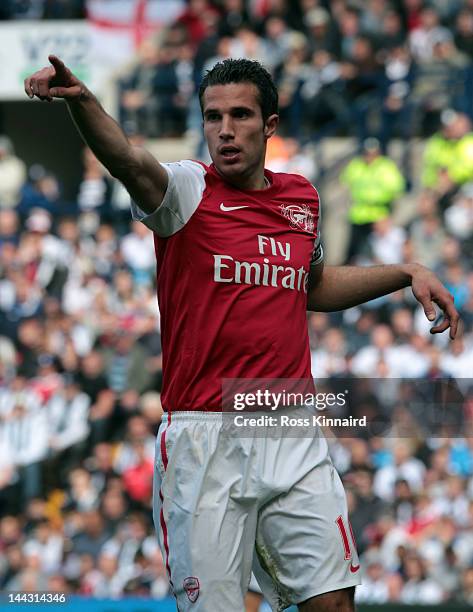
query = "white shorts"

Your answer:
(153, 409), (361, 612)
